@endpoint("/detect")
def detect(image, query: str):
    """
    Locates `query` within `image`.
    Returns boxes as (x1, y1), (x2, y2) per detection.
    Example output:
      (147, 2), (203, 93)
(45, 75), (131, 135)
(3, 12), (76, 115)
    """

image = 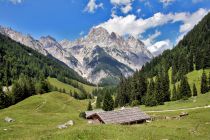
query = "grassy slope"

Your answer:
(70, 79), (96, 93)
(0, 92), (210, 140)
(47, 77), (96, 94)
(169, 68), (210, 94)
